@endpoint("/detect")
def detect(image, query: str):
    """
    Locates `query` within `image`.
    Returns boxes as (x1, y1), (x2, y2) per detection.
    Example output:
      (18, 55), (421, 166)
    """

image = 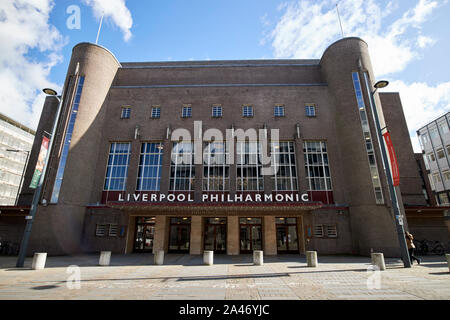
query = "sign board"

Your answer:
(30, 136), (50, 189)
(383, 131), (400, 187)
